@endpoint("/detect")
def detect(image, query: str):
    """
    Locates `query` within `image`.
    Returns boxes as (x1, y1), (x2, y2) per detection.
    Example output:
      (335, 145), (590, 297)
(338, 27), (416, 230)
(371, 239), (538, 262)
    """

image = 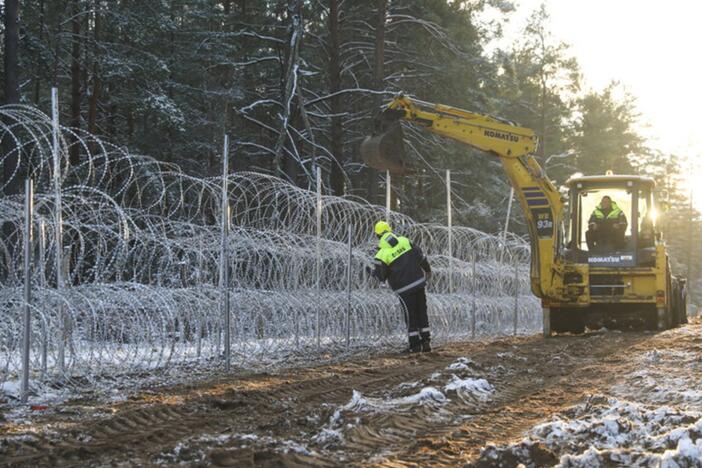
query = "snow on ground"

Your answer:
(613, 346), (702, 410)
(155, 432), (316, 465)
(474, 329), (702, 467)
(315, 356), (496, 446)
(314, 387), (451, 445)
(476, 396), (702, 467)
